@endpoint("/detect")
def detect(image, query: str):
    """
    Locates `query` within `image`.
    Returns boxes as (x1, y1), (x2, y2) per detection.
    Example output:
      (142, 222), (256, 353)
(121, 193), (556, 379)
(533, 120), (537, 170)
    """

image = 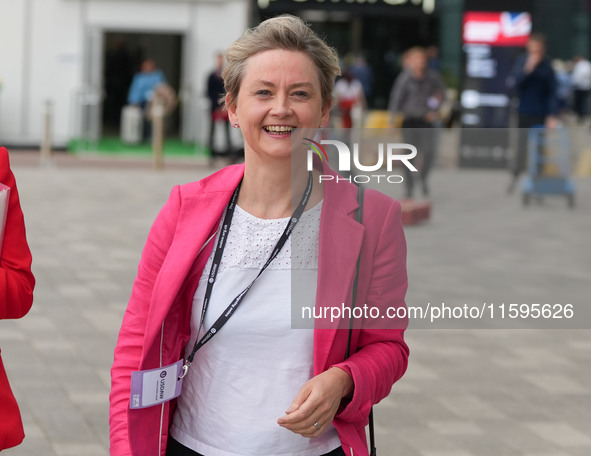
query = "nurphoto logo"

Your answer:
(303, 138), (418, 184)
